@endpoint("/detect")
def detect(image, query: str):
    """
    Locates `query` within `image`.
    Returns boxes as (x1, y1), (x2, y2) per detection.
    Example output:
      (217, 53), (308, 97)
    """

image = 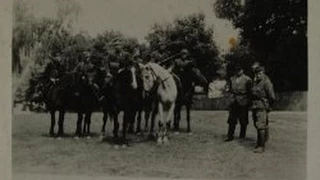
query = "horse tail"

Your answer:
(172, 74), (183, 103)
